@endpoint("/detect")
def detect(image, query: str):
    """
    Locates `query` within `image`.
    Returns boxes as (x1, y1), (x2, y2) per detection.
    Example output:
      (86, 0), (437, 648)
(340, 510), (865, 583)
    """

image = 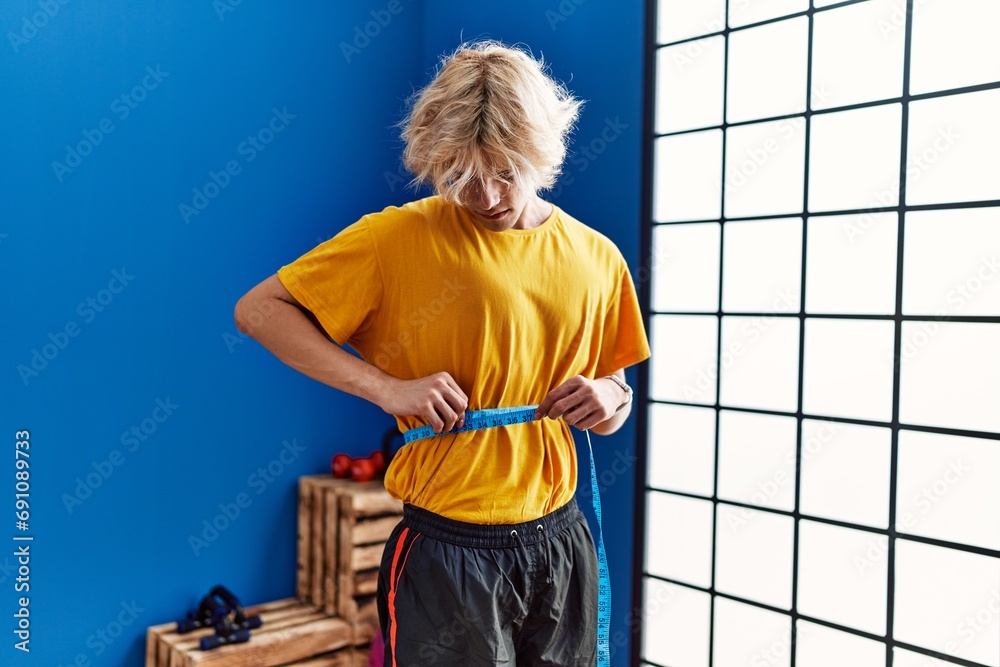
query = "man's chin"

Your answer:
(474, 209), (515, 231)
